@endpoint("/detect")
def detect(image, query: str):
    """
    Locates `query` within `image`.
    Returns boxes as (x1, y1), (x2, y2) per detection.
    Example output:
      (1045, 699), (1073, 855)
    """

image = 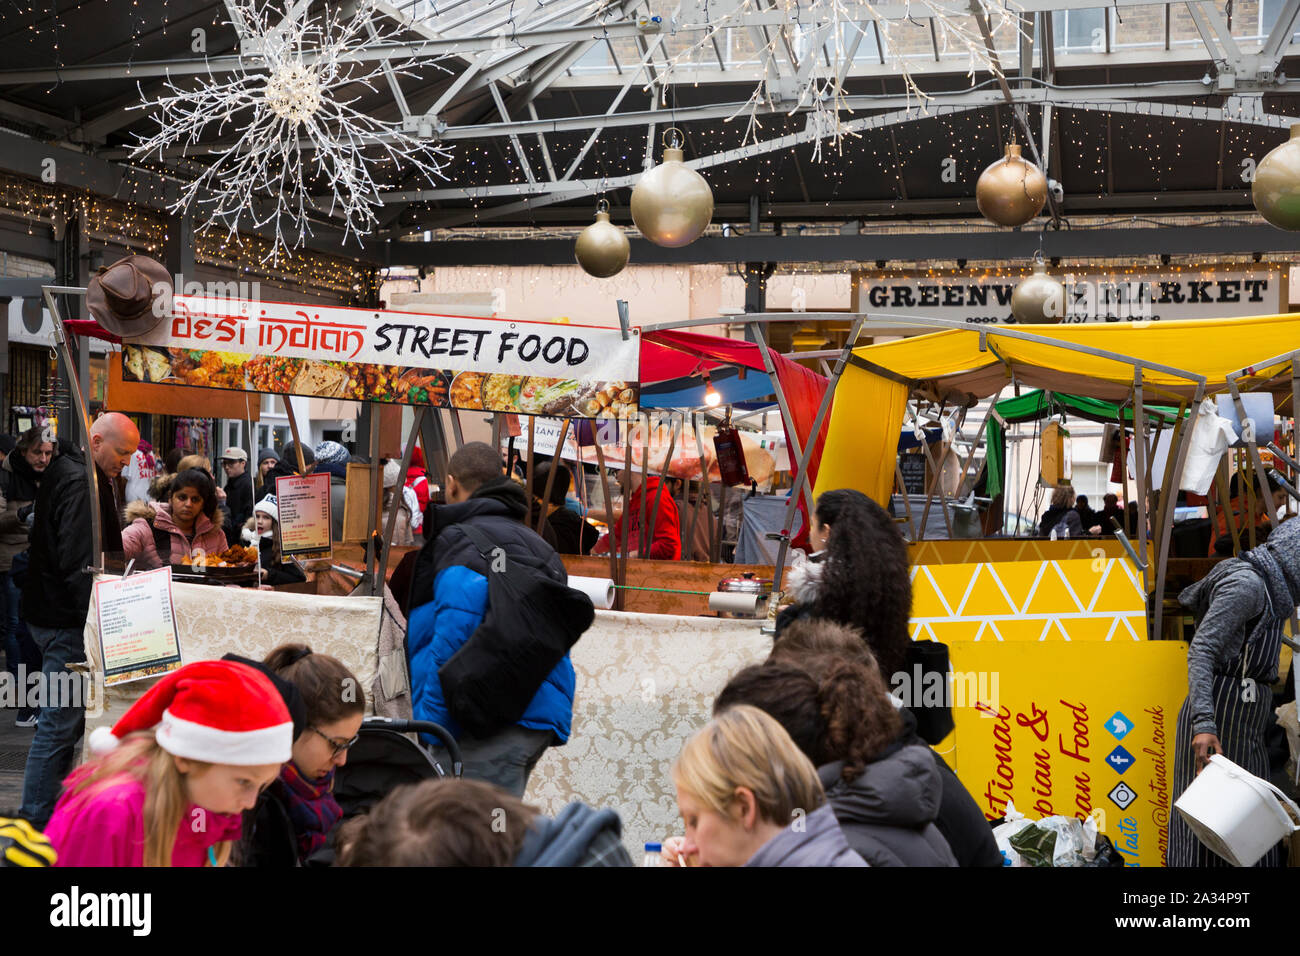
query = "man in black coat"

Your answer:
(220, 447), (255, 539)
(20, 413), (136, 827)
